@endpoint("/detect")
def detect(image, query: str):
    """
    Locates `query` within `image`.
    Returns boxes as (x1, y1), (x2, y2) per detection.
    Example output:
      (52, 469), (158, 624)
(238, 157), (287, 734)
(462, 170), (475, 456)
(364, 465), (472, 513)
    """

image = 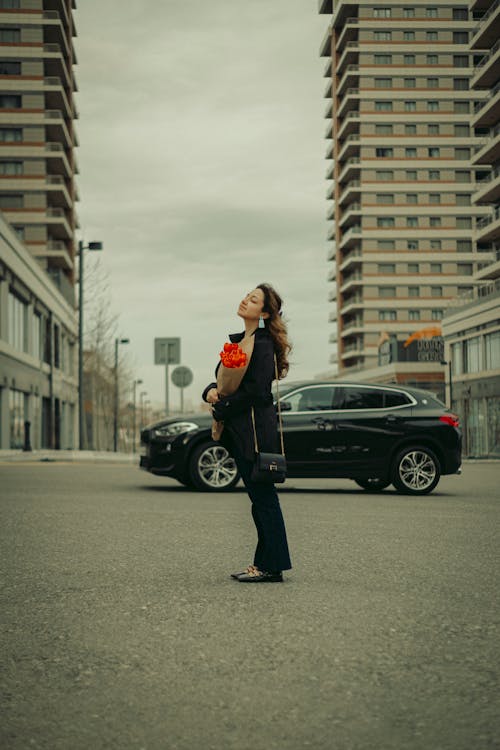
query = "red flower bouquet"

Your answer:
(212, 336), (255, 441)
